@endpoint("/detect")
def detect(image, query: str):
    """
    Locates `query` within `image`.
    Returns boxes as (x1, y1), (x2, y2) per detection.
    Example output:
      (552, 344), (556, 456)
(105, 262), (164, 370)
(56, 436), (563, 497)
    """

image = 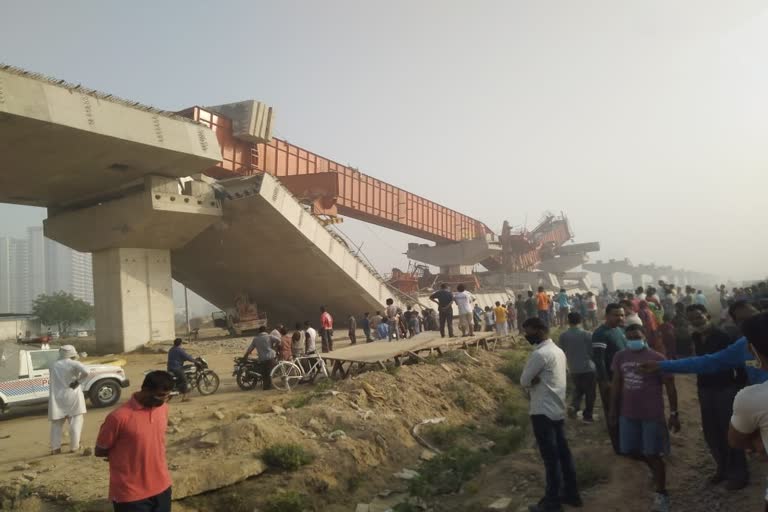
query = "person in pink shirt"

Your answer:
(610, 324), (680, 512)
(320, 306), (334, 352)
